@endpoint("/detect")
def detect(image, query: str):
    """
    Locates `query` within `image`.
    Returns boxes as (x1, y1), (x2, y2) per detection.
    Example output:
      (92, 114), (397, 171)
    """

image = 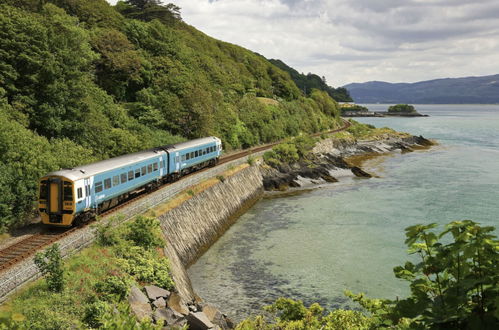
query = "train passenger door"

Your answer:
(49, 178), (62, 214)
(175, 152), (180, 172)
(159, 156), (164, 177)
(84, 177), (92, 210)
